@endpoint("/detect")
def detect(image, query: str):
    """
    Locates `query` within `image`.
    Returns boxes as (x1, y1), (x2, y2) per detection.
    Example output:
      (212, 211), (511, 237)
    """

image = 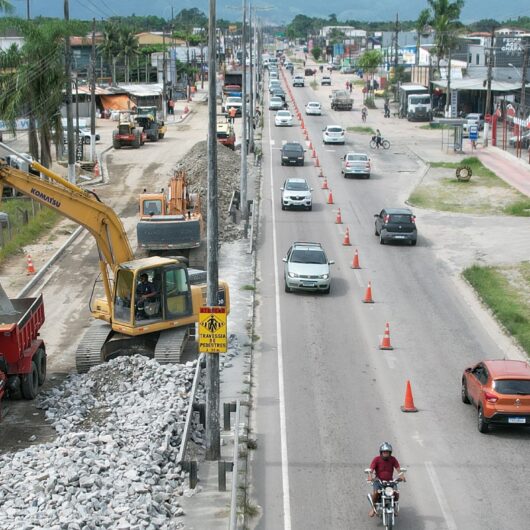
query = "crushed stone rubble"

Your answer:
(0, 355), (205, 530)
(175, 140), (252, 242)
